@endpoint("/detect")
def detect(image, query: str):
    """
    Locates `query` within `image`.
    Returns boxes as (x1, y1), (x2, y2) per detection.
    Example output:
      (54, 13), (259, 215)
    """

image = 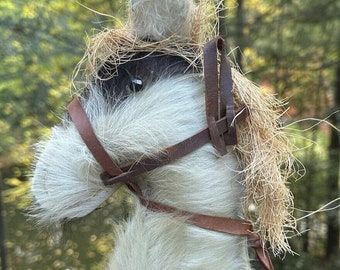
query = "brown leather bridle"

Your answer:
(67, 37), (274, 270)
